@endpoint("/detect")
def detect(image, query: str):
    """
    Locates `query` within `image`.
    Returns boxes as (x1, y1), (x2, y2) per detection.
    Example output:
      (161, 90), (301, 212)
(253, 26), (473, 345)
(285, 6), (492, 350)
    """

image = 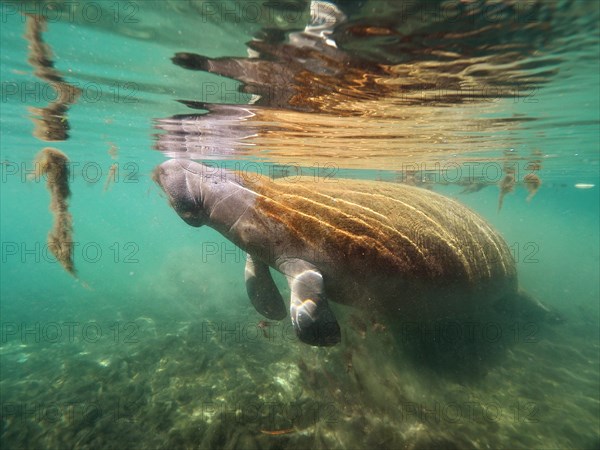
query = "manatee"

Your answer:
(153, 159), (550, 346)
